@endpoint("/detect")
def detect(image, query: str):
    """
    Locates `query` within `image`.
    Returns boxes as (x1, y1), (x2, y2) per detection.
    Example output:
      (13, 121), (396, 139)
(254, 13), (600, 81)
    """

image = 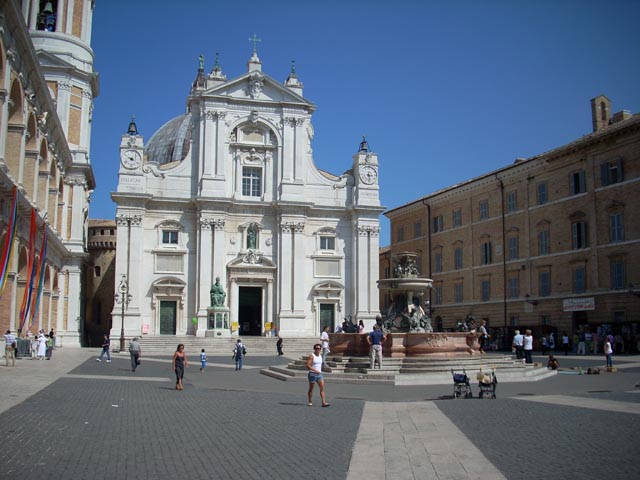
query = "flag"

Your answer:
(19, 209), (38, 331)
(0, 186), (18, 297)
(28, 229), (48, 330)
